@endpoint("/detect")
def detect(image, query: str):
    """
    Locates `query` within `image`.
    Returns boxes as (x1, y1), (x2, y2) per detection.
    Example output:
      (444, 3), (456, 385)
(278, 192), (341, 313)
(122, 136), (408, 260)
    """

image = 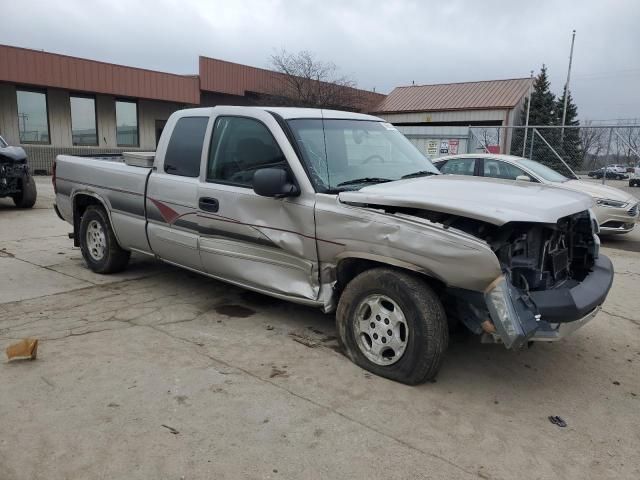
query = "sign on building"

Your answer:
(448, 139), (459, 155)
(427, 140), (438, 156)
(440, 141), (449, 154)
